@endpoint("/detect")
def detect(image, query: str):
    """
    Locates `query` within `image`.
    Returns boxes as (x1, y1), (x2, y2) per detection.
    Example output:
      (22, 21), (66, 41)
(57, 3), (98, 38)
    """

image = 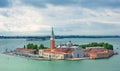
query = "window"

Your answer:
(77, 54), (79, 58)
(65, 54), (68, 58)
